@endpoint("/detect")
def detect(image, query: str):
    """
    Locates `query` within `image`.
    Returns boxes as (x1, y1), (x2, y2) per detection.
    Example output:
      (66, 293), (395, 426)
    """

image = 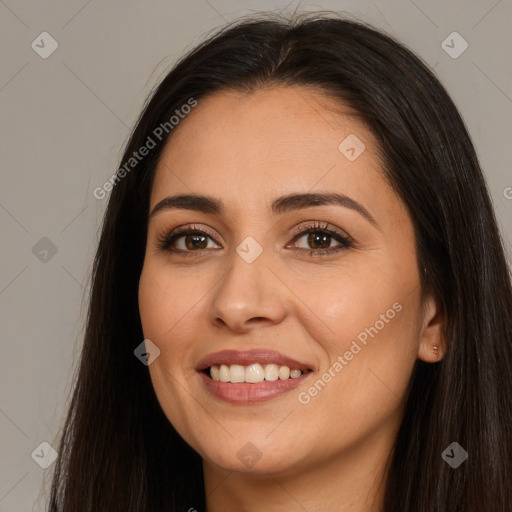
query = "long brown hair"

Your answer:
(47, 12), (512, 511)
